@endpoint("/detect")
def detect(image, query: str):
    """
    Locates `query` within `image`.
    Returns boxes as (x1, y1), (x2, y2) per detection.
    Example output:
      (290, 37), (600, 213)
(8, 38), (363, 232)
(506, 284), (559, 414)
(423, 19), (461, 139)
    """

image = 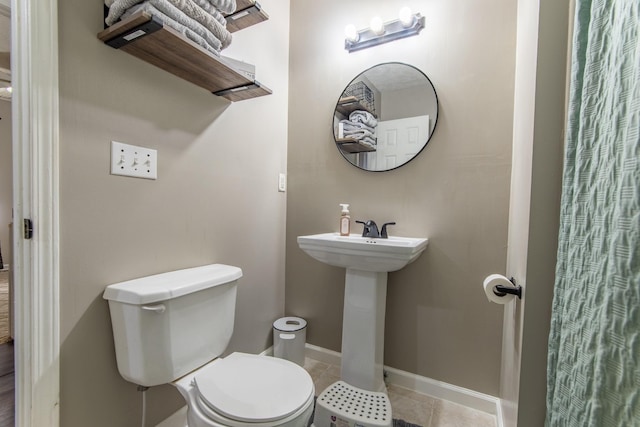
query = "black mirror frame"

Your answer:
(333, 62), (439, 172)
